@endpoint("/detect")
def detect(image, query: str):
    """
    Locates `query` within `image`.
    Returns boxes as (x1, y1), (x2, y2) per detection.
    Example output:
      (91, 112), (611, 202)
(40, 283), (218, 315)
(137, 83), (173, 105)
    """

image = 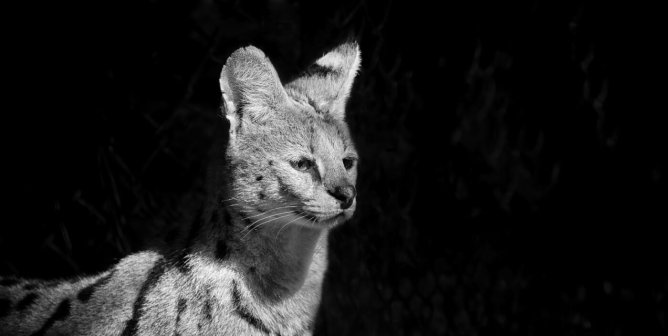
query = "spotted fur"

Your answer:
(0, 41), (361, 336)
